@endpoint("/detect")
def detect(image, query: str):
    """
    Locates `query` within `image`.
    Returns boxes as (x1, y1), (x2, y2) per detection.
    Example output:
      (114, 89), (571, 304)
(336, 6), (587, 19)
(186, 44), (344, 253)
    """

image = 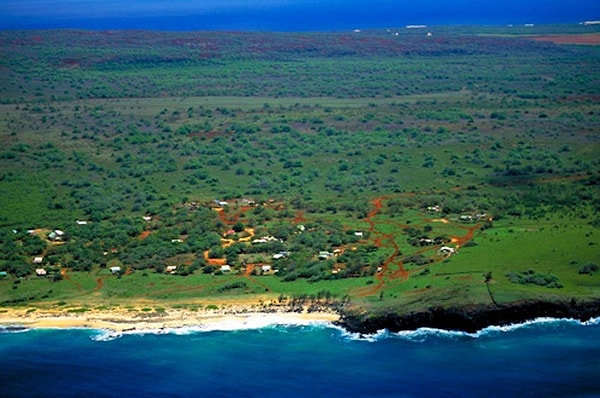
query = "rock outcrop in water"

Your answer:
(336, 299), (600, 334)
